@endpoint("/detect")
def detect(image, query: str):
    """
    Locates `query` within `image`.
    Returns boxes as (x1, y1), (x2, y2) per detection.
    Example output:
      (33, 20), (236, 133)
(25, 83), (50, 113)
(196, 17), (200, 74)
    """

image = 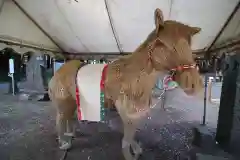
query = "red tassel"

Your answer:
(76, 86), (82, 121)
